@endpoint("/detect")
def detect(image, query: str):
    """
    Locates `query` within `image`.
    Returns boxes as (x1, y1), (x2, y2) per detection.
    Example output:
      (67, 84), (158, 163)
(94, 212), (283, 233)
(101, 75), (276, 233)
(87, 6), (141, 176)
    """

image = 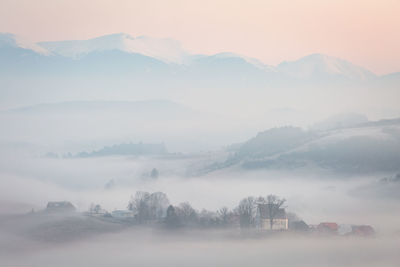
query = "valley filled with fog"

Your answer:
(1, 30), (400, 267)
